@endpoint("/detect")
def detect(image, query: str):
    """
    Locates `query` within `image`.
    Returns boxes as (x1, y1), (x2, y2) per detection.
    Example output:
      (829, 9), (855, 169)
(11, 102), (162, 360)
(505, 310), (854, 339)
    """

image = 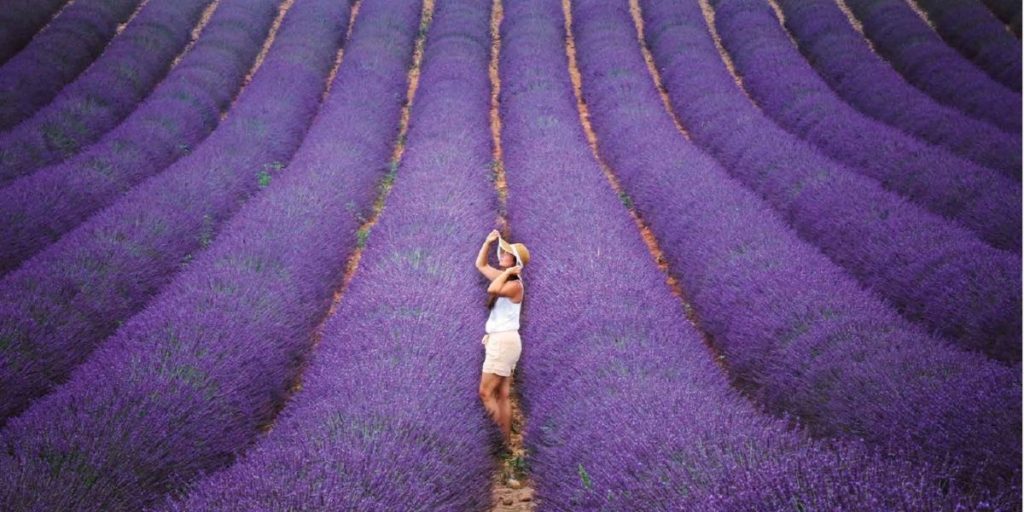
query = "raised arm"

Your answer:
(476, 229), (502, 281)
(487, 266), (523, 302)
